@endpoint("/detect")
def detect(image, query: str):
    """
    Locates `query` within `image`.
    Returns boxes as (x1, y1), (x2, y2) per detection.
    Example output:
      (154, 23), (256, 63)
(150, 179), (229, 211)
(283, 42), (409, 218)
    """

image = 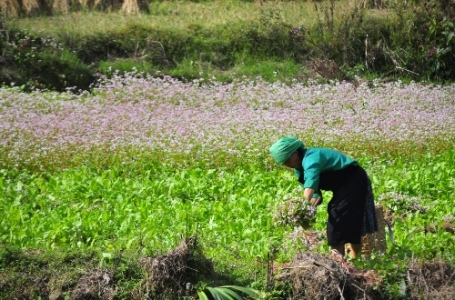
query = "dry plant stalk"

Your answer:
(121, 0), (149, 14)
(279, 251), (382, 300)
(1, 0), (23, 17)
(94, 0), (122, 11)
(139, 236), (213, 298)
(21, 0), (52, 16)
(52, 0), (81, 13)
